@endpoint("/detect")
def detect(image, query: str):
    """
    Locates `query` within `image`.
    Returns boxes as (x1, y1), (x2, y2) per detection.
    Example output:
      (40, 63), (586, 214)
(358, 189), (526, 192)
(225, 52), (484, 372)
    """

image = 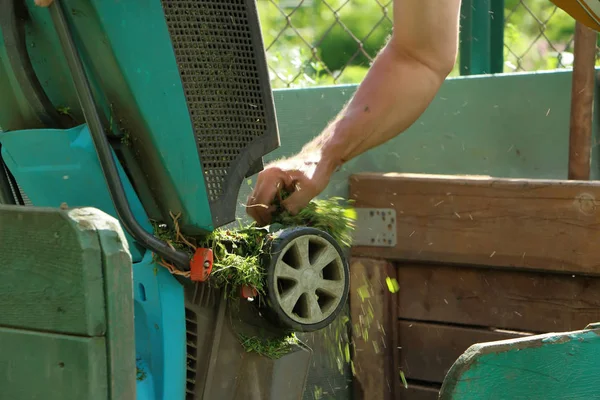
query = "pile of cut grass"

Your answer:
(150, 196), (356, 359)
(152, 196), (355, 300)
